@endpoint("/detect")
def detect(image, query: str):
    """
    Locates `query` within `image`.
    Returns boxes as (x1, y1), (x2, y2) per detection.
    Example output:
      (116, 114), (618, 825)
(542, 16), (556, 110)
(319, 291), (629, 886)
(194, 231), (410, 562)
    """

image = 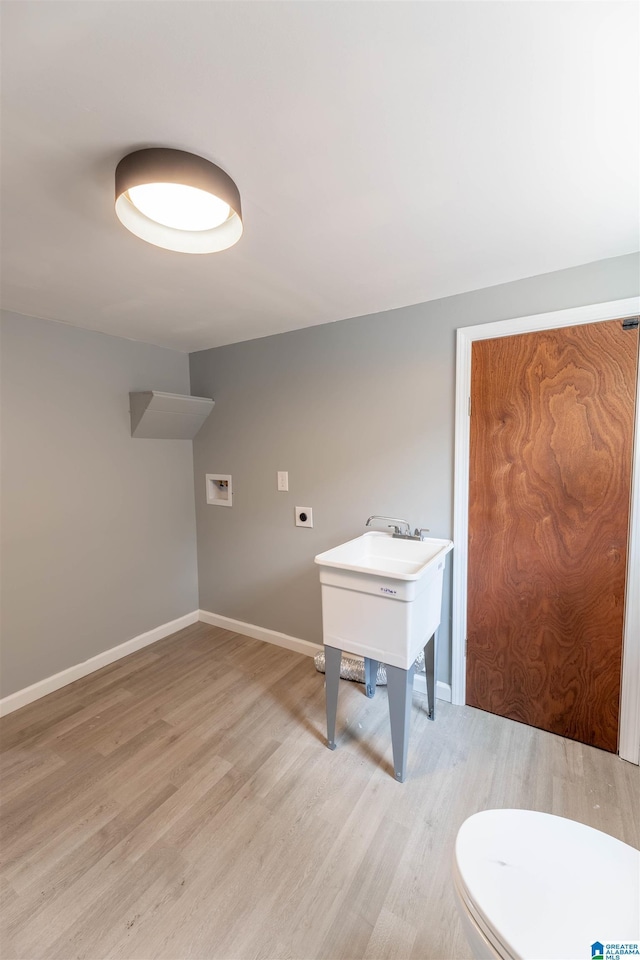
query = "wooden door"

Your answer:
(467, 318), (638, 752)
